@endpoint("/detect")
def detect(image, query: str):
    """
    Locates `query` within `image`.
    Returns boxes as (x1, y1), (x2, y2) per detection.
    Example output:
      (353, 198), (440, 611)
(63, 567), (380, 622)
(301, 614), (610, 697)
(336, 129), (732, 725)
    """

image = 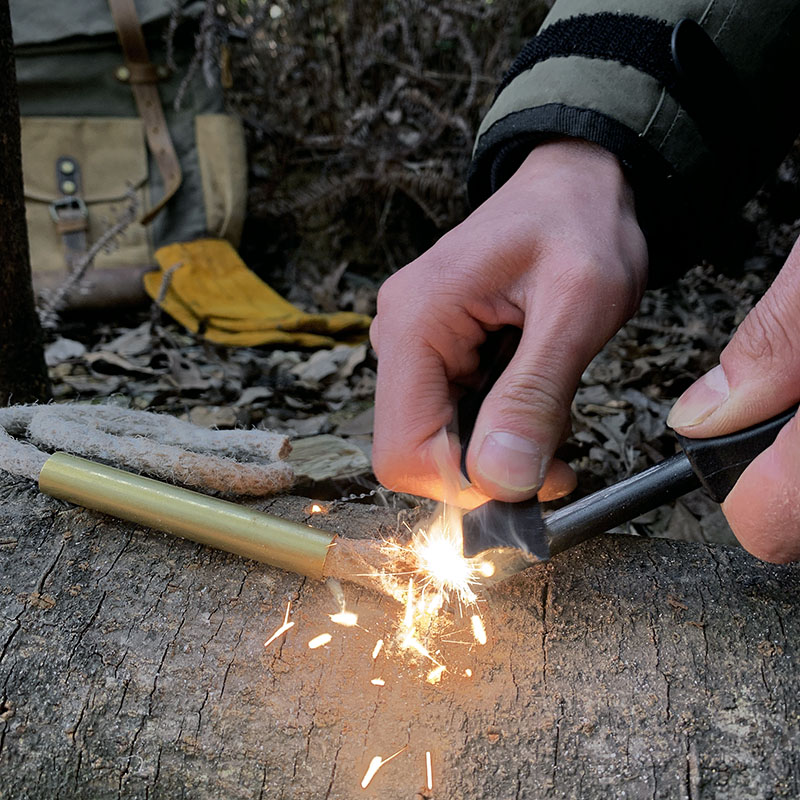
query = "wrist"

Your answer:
(515, 137), (632, 200)
(525, 136), (623, 167)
